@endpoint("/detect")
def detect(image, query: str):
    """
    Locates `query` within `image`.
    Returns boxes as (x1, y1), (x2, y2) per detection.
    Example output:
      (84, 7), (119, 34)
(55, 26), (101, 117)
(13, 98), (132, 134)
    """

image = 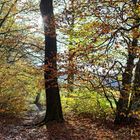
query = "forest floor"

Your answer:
(0, 112), (140, 140)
